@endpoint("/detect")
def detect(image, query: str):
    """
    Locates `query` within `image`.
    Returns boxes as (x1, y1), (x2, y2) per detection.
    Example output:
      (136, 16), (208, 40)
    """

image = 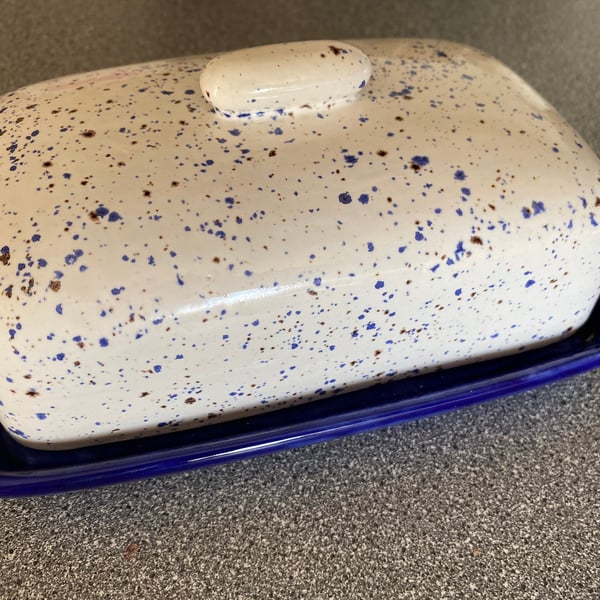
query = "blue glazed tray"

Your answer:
(2, 302), (600, 497)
